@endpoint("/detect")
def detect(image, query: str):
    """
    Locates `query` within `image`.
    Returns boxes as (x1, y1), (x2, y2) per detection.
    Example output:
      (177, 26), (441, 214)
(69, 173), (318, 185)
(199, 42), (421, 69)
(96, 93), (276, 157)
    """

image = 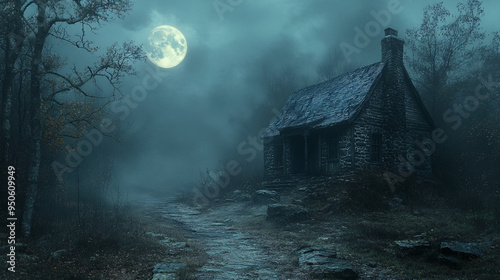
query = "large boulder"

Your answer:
(266, 203), (309, 224)
(253, 190), (280, 204)
(311, 262), (359, 280)
(297, 246), (358, 280)
(437, 241), (492, 270)
(440, 241), (490, 259)
(394, 239), (430, 256)
(438, 254), (461, 270)
(297, 246), (337, 265)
